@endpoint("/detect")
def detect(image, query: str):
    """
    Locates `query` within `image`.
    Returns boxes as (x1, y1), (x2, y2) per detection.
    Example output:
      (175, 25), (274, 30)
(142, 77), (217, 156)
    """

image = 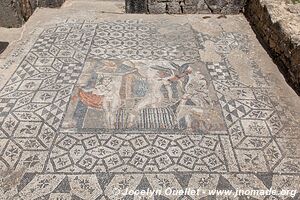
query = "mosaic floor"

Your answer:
(0, 14), (300, 200)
